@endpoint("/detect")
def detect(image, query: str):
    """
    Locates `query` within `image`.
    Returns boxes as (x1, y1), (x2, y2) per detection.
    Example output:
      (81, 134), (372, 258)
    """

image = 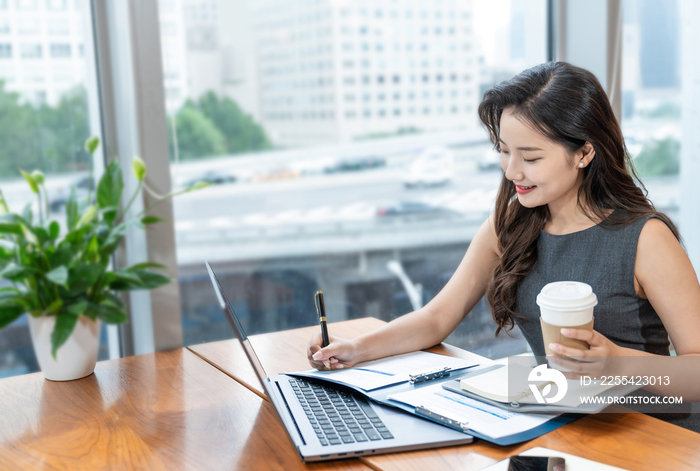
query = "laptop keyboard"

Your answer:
(290, 378), (395, 446)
